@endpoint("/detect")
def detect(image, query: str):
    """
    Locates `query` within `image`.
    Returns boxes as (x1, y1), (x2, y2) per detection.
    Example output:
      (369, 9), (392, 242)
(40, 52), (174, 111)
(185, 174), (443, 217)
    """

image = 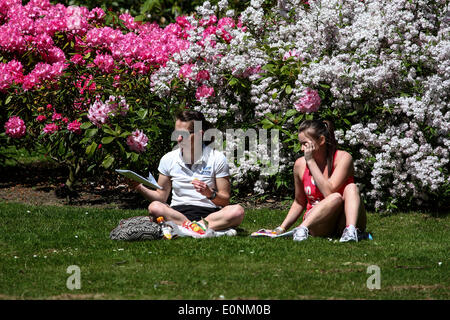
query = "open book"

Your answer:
(250, 229), (295, 238)
(116, 169), (162, 189)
